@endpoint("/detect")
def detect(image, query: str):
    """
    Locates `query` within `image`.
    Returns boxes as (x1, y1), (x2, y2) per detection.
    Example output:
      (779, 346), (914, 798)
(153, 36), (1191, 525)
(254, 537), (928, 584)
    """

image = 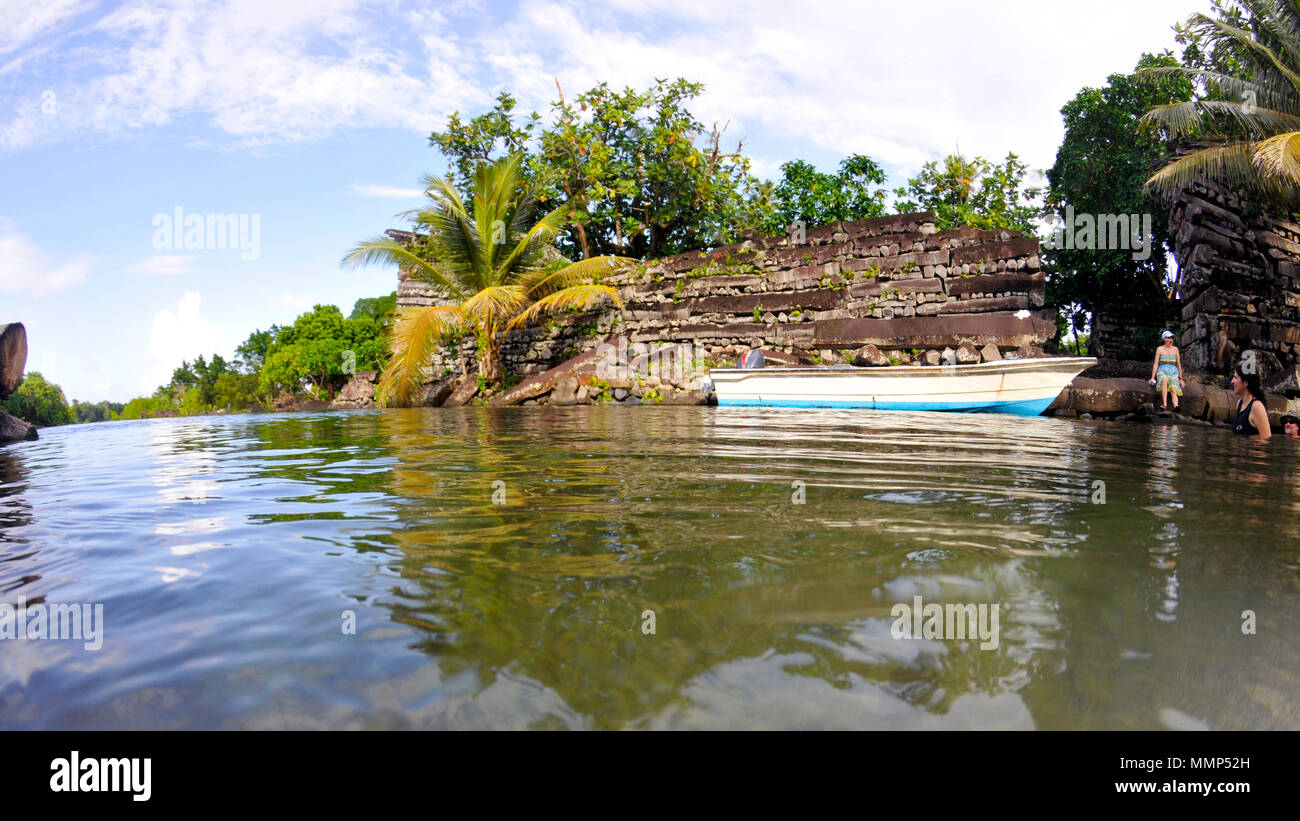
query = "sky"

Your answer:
(1, 0), (1211, 403)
